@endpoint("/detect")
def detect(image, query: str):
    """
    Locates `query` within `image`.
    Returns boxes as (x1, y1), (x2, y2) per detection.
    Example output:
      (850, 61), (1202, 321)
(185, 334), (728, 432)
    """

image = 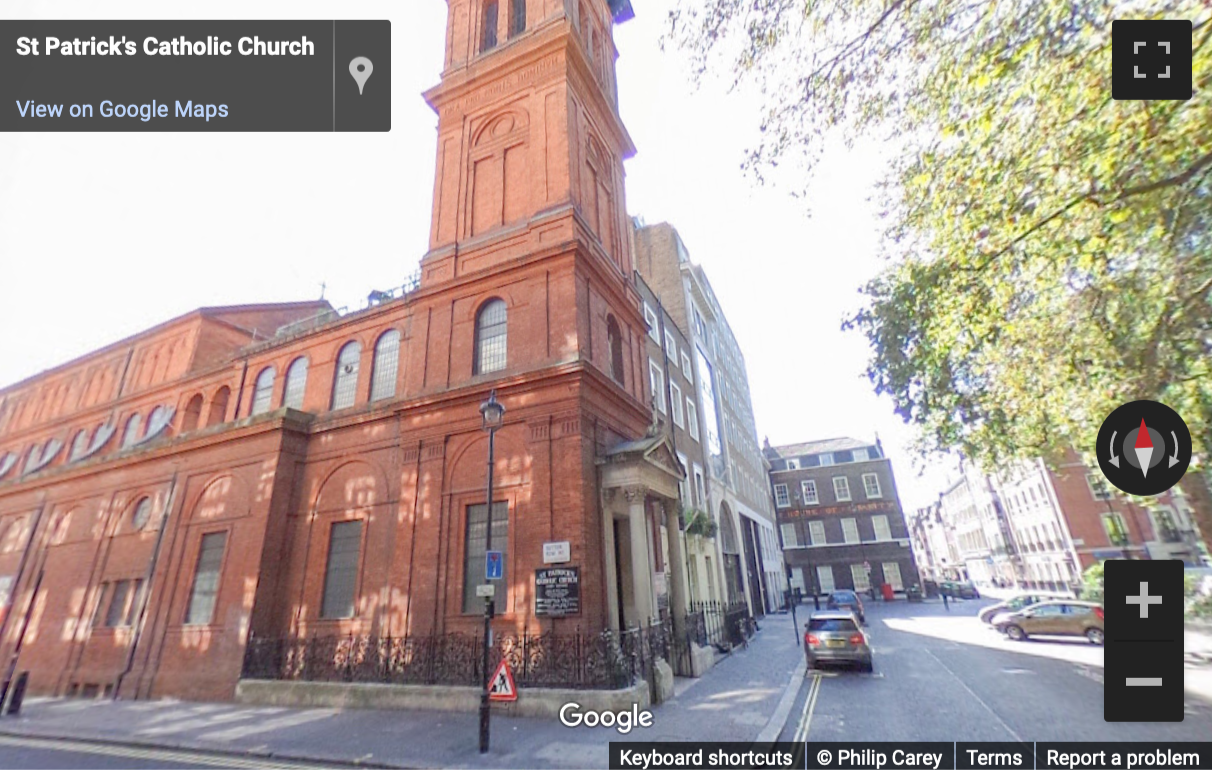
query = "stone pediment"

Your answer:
(600, 433), (686, 481)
